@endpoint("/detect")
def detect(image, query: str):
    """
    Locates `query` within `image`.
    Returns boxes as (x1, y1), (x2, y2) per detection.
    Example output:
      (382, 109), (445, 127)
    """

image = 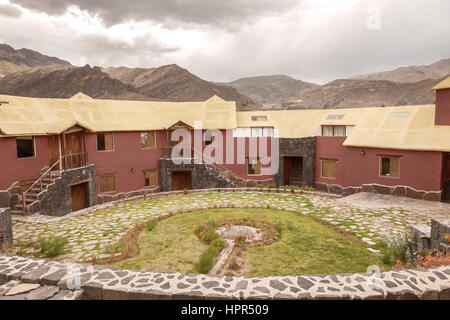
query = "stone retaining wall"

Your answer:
(410, 218), (450, 255)
(0, 208), (12, 248)
(315, 182), (442, 202)
(97, 186), (160, 205)
(0, 254), (449, 300)
(36, 165), (98, 216)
